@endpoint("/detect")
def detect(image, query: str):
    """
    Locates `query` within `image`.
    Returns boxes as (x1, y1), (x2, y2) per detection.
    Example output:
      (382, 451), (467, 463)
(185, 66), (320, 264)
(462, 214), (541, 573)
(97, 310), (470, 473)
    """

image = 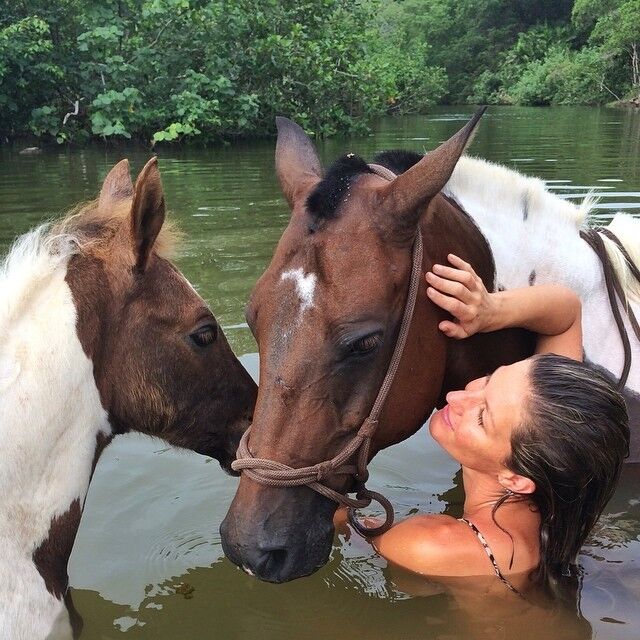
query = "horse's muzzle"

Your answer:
(220, 482), (335, 582)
